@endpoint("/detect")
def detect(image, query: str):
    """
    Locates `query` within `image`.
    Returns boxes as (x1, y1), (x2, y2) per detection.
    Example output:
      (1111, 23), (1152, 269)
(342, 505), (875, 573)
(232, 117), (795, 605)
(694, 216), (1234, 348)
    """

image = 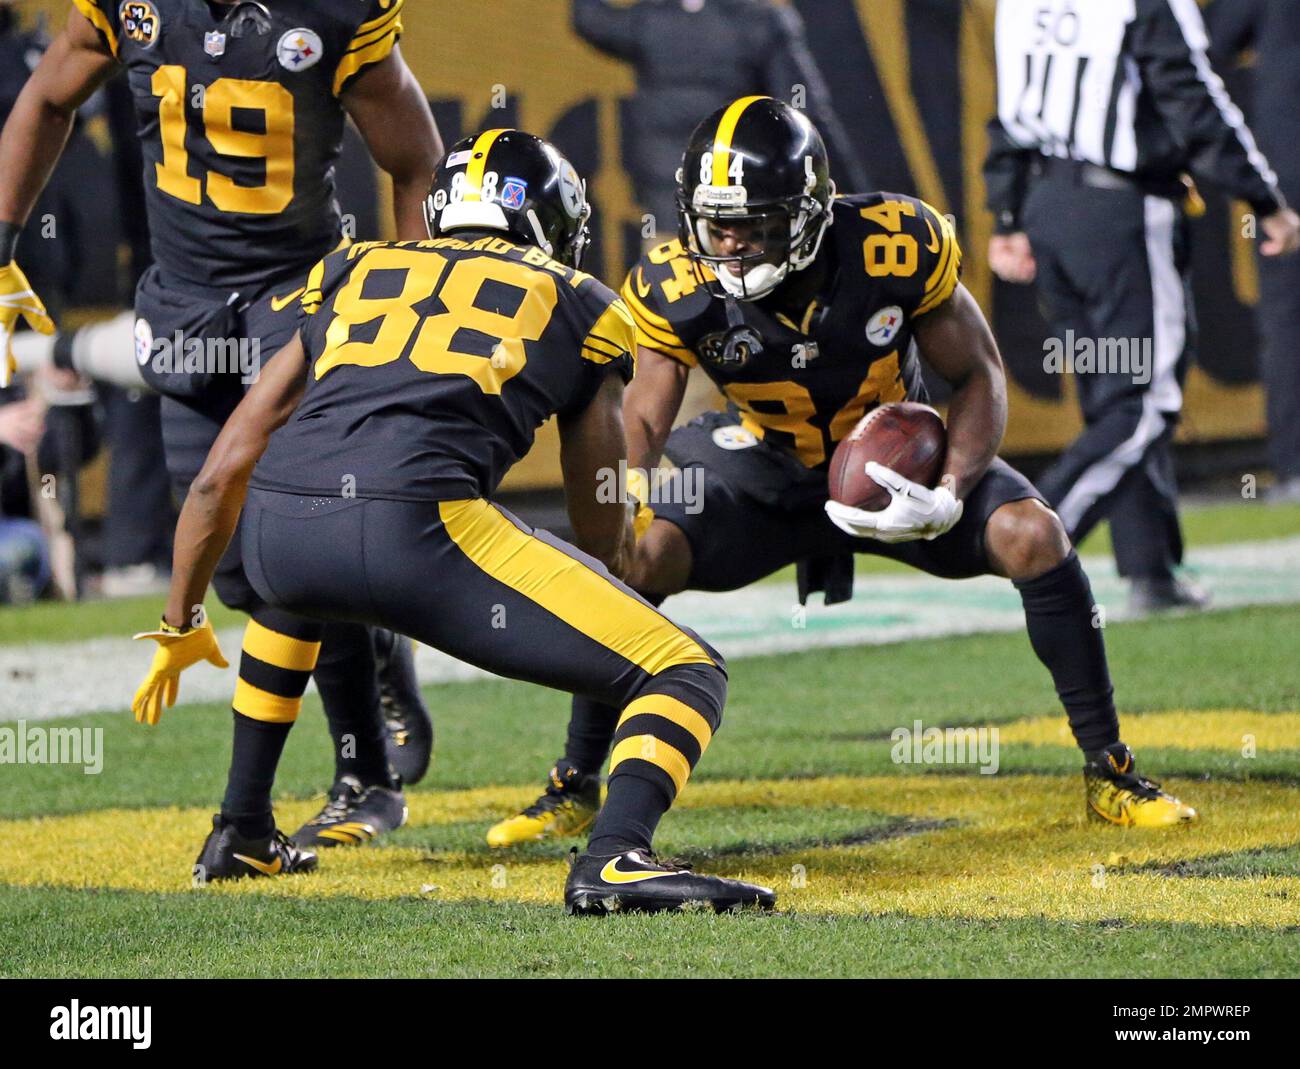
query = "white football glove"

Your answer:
(824, 461), (964, 543)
